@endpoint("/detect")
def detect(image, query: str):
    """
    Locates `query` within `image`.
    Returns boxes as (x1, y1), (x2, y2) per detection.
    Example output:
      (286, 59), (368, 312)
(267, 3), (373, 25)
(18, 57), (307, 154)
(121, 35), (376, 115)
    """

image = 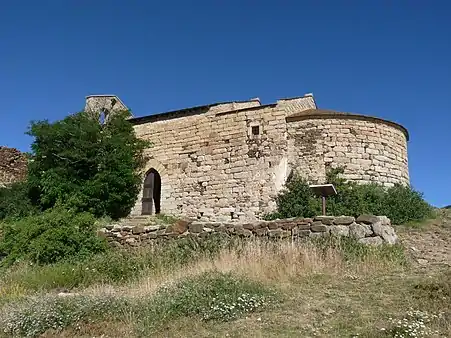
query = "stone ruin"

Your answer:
(0, 147), (27, 187)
